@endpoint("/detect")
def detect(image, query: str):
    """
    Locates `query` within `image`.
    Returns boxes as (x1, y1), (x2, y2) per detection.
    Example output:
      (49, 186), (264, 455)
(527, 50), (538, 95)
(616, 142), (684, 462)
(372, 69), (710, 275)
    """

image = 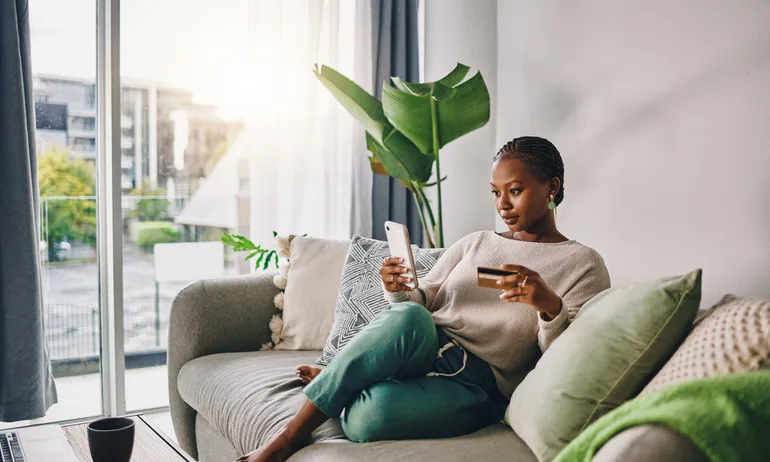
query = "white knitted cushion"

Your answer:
(640, 294), (770, 395)
(274, 237), (351, 350)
